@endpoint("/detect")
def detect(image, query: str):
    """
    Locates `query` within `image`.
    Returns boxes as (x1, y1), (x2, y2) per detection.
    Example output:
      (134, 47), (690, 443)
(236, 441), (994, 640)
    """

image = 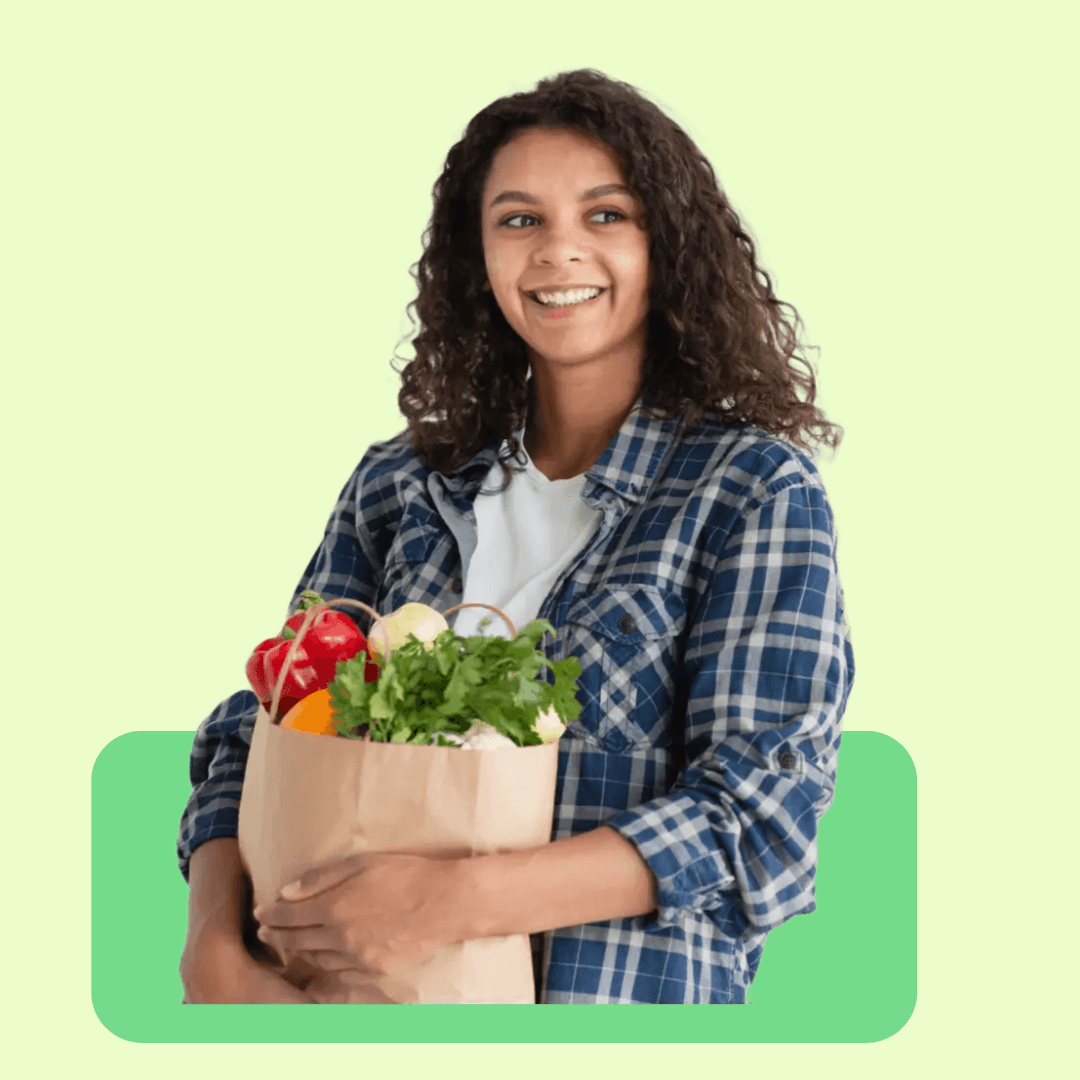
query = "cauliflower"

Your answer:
(533, 706), (565, 744)
(433, 722), (516, 750)
(461, 722), (517, 750)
